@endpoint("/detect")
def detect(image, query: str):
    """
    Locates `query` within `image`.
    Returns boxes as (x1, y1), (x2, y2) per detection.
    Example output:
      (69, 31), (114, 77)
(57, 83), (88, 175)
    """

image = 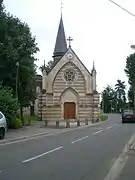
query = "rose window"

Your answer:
(64, 69), (75, 82)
